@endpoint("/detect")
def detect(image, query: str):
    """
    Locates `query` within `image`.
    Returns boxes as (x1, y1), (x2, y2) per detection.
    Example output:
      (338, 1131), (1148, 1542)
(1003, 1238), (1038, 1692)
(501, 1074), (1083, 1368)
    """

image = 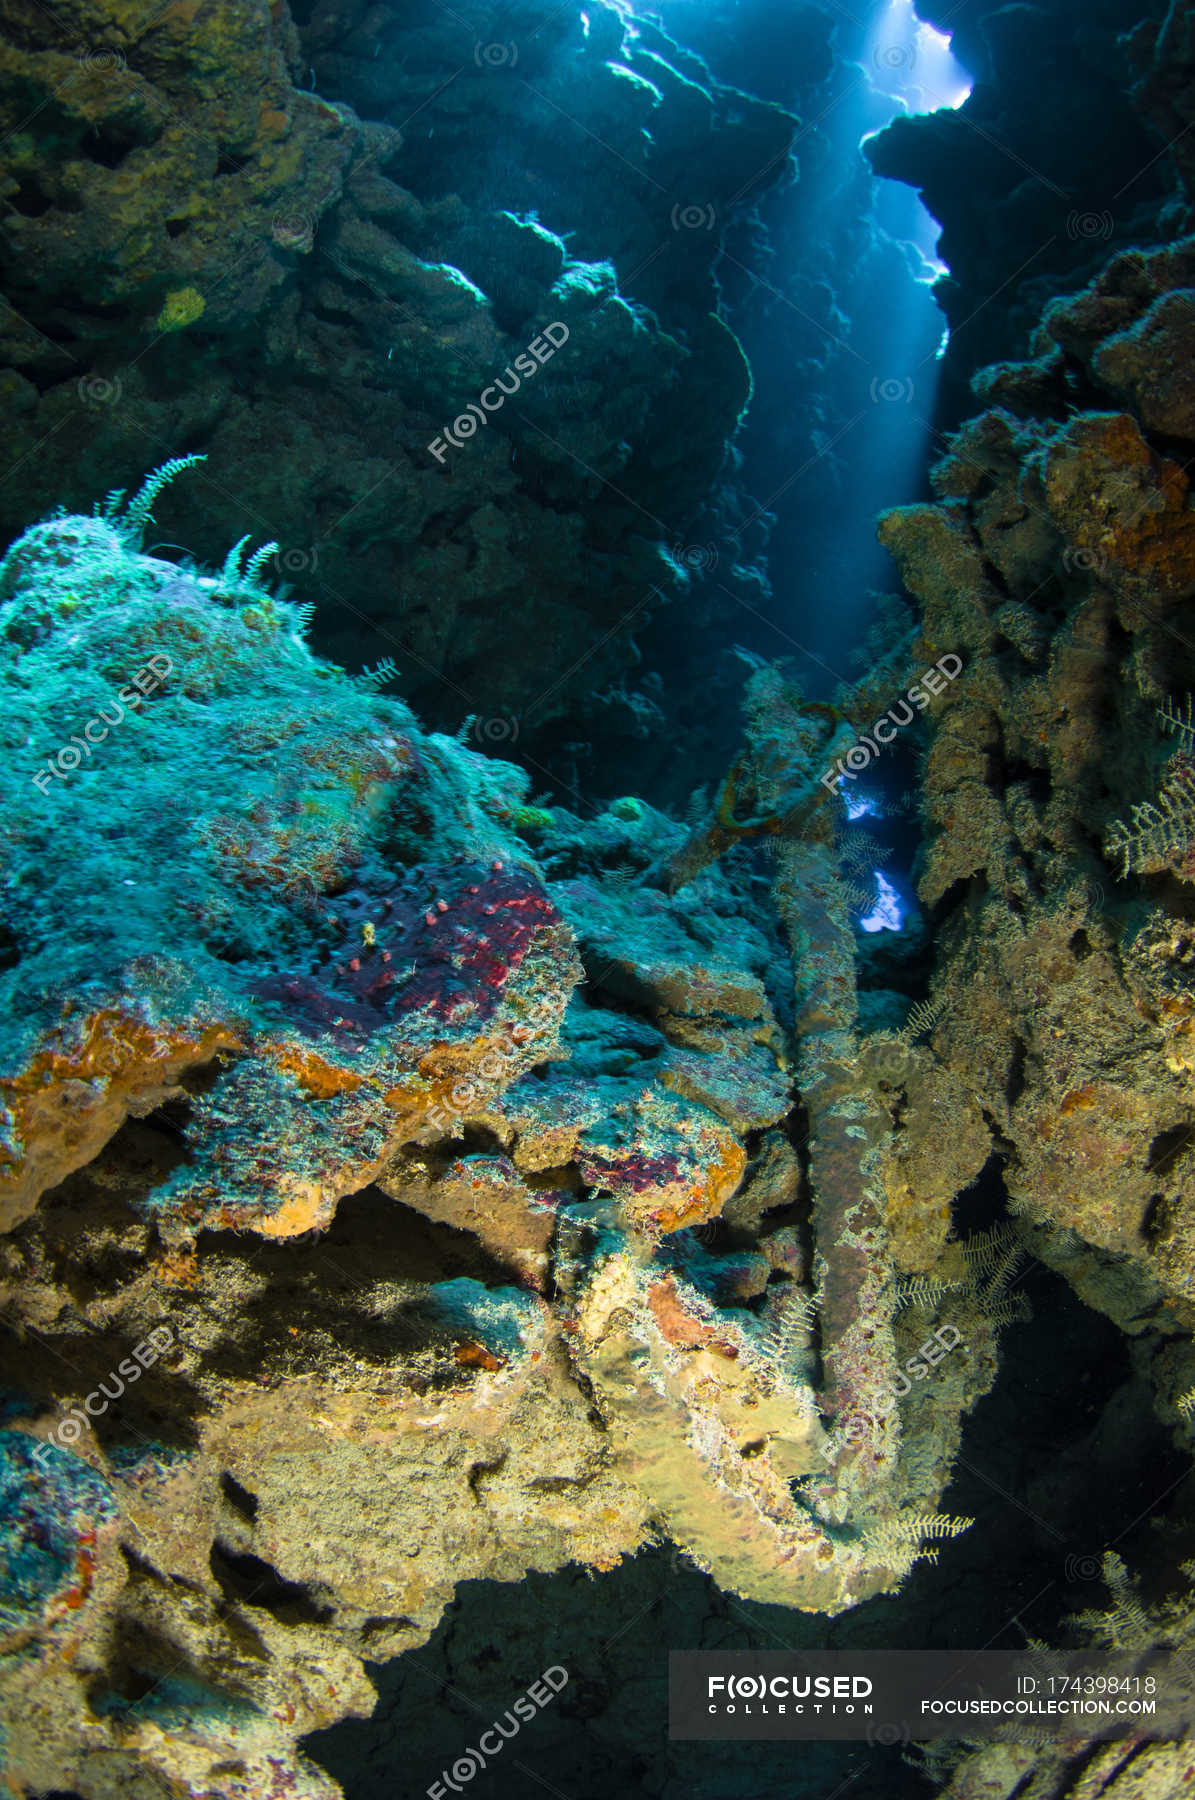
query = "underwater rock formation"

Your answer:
(7, 6), (1195, 1792)
(876, 231), (1195, 1331)
(851, 215), (1195, 1793)
(0, 486), (1010, 1794)
(866, 0), (1183, 416)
